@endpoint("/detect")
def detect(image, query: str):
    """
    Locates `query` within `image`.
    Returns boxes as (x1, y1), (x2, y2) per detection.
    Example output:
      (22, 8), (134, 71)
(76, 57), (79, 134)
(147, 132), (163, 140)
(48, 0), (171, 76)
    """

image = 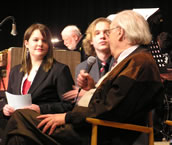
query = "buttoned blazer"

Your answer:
(7, 59), (74, 114)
